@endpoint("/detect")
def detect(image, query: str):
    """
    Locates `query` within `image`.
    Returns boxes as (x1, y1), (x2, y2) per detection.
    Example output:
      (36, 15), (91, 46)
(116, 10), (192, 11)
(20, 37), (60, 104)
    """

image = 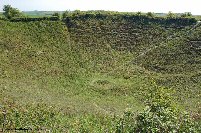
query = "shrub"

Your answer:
(146, 12), (155, 18)
(62, 10), (70, 19)
(52, 12), (60, 20)
(181, 12), (192, 18)
(166, 11), (176, 18)
(0, 100), (62, 132)
(116, 83), (200, 132)
(3, 5), (22, 19)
